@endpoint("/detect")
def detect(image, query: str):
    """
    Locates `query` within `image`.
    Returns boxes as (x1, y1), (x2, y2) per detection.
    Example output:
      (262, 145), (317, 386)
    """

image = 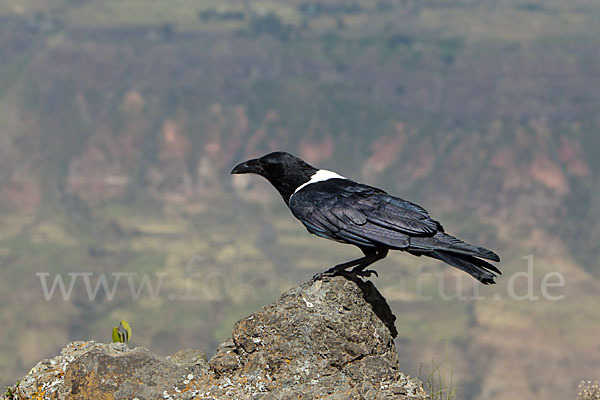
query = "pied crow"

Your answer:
(231, 152), (501, 284)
